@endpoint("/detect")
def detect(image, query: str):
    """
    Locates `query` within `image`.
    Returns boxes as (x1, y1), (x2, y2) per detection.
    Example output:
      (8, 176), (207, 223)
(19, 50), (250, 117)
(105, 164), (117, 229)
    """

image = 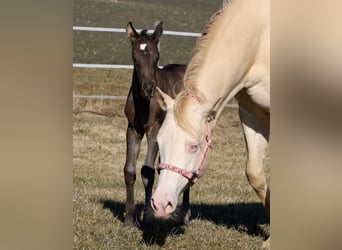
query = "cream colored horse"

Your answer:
(151, 0), (270, 248)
